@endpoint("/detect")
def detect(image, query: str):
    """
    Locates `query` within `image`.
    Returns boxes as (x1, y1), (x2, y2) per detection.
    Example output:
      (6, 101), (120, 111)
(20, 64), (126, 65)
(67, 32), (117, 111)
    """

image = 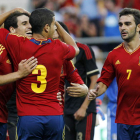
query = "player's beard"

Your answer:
(121, 27), (137, 43)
